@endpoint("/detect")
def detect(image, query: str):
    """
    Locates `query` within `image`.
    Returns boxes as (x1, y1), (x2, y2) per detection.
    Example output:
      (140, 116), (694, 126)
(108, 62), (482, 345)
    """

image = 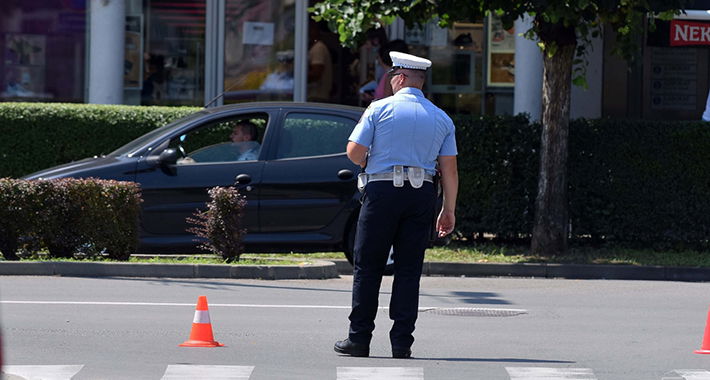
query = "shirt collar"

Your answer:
(396, 87), (424, 97)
